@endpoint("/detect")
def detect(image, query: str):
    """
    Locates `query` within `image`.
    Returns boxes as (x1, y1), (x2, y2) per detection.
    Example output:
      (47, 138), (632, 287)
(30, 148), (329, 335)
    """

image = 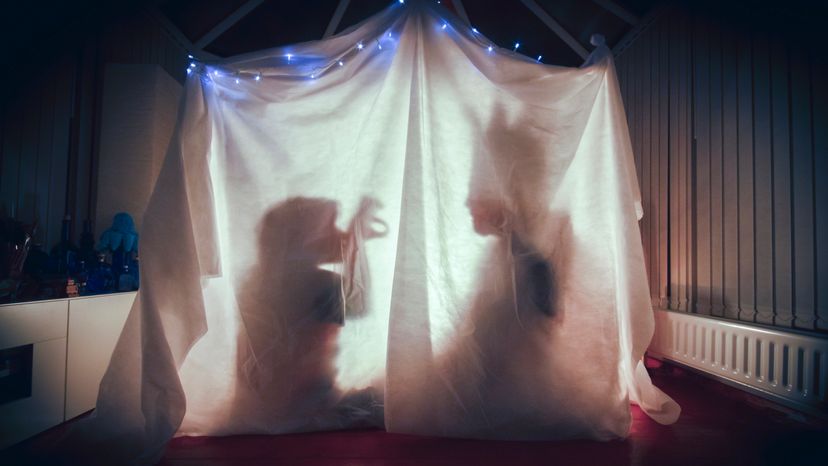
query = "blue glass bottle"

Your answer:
(75, 260), (88, 295)
(130, 256), (139, 290)
(87, 253), (113, 294)
(118, 264), (135, 291)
